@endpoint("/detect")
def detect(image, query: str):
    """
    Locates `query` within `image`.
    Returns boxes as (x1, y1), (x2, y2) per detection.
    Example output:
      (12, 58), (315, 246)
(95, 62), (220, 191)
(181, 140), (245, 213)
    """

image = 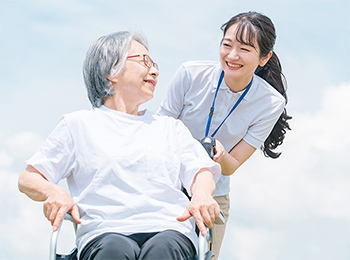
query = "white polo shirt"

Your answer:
(158, 61), (285, 196)
(26, 106), (220, 255)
